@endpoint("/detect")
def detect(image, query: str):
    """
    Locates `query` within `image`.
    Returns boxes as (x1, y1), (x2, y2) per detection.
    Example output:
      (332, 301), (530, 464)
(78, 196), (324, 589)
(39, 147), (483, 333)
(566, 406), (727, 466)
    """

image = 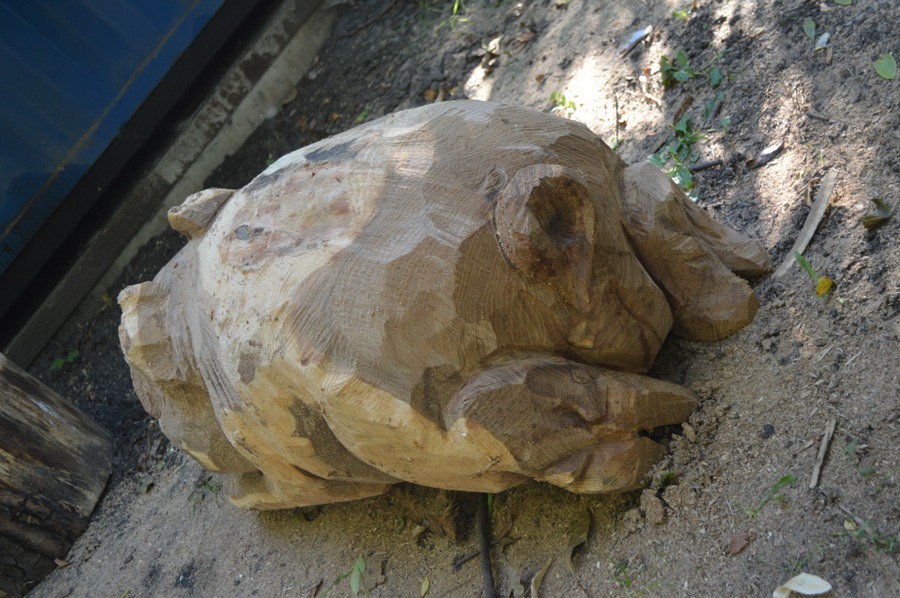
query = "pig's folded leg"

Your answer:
(444, 353), (696, 493)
